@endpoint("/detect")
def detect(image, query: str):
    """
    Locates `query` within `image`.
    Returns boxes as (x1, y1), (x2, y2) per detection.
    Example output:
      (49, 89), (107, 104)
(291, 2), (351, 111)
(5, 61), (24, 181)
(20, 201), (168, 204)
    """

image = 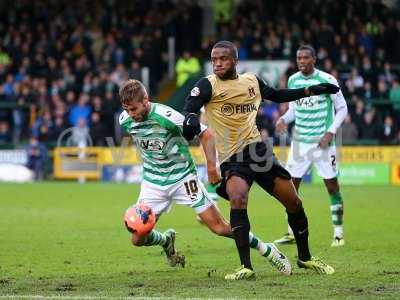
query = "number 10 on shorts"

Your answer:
(184, 180), (198, 200)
